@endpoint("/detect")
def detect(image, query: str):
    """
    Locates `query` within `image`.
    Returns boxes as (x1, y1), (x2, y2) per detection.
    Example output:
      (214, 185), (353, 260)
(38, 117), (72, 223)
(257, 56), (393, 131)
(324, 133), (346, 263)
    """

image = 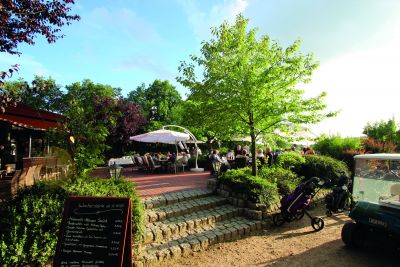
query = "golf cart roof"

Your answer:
(354, 153), (400, 160)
